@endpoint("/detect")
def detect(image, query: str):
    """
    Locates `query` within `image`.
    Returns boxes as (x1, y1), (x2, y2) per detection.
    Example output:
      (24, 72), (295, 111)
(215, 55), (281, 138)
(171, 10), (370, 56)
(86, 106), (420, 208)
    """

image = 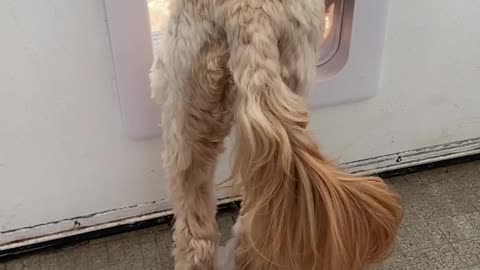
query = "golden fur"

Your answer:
(150, 0), (403, 269)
